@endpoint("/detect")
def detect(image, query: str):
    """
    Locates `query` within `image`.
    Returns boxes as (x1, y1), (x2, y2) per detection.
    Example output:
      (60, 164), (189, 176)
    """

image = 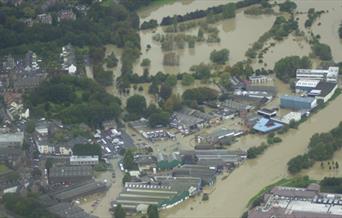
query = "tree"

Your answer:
(26, 120), (36, 134)
(147, 205), (159, 218)
(222, 3), (236, 19)
(72, 144), (102, 157)
(287, 154), (313, 174)
(122, 173), (132, 185)
(165, 75), (177, 87)
(230, 61), (254, 78)
(159, 85), (172, 100)
(192, 64), (211, 80)
(339, 23), (342, 39)
(106, 52), (118, 68)
(279, 0), (297, 13)
(336, 161), (339, 169)
(141, 58), (151, 67)
(45, 158), (53, 171)
(148, 82), (159, 95)
(123, 150), (137, 171)
(163, 94), (182, 112)
(148, 111), (170, 128)
(312, 42), (332, 61)
(114, 204), (126, 218)
(181, 73), (195, 86)
(274, 56), (312, 82)
(210, 49), (229, 65)
(94, 65), (113, 86)
(126, 95), (147, 116)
